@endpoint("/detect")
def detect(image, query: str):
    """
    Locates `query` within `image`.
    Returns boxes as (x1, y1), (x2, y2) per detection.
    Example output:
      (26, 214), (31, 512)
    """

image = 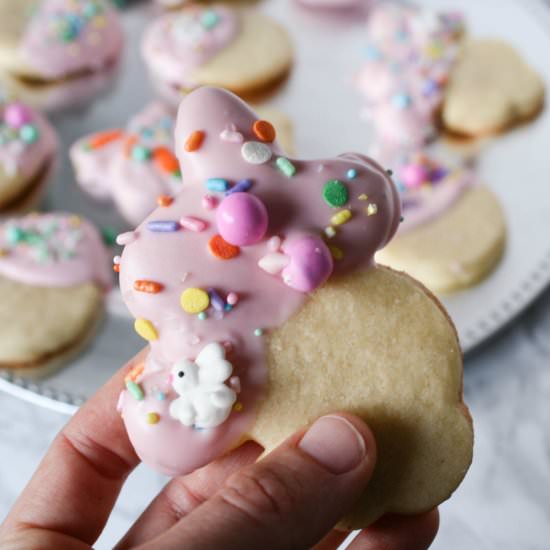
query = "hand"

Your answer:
(0, 350), (439, 549)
